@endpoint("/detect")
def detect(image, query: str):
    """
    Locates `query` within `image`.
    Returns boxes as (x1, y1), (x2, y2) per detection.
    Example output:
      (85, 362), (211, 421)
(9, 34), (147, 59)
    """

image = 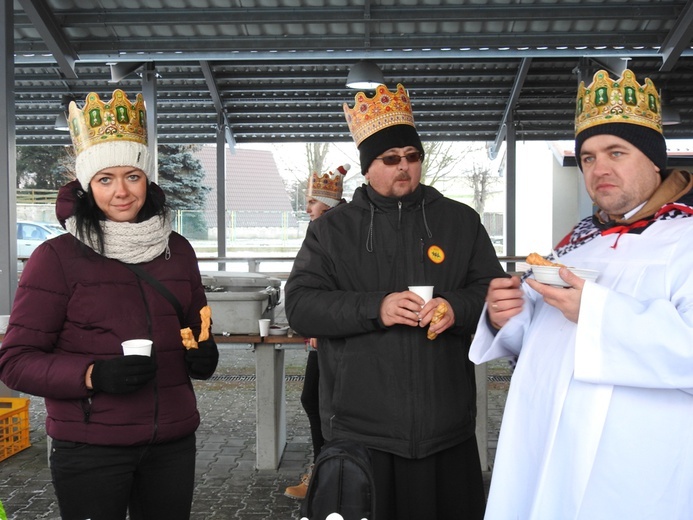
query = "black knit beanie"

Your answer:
(358, 124), (424, 175)
(575, 122), (667, 175)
